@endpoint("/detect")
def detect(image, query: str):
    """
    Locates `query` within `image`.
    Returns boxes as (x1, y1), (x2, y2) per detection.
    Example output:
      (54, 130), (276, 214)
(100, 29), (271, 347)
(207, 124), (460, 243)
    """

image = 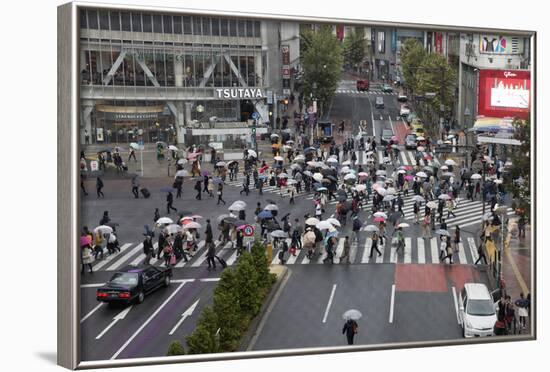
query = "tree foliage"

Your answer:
(235, 251), (261, 316)
(302, 26), (343, 116)
(186, 306), (219, 354)
(415, 52), (457, 114)
(166, 340), (186, 356)
(506, 116), (531, 219)
(212, 270), (244, 351)
(343, 29), (366, 69)
(400, 38), (426, 93)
